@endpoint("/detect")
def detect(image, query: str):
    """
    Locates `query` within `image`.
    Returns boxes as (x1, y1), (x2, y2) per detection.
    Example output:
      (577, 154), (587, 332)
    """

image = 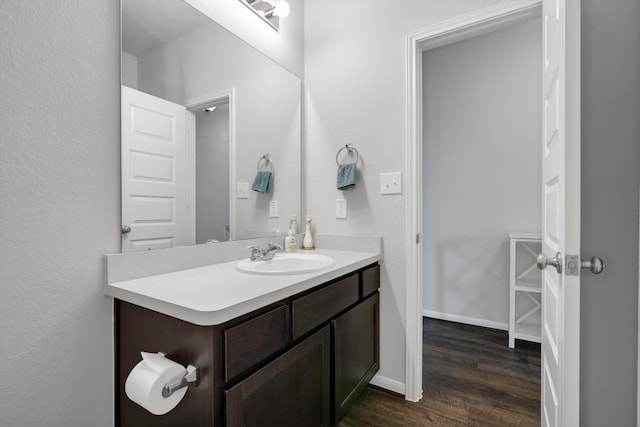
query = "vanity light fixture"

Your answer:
(240, 0), (290, 31)
(265, 0), (290, 18)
